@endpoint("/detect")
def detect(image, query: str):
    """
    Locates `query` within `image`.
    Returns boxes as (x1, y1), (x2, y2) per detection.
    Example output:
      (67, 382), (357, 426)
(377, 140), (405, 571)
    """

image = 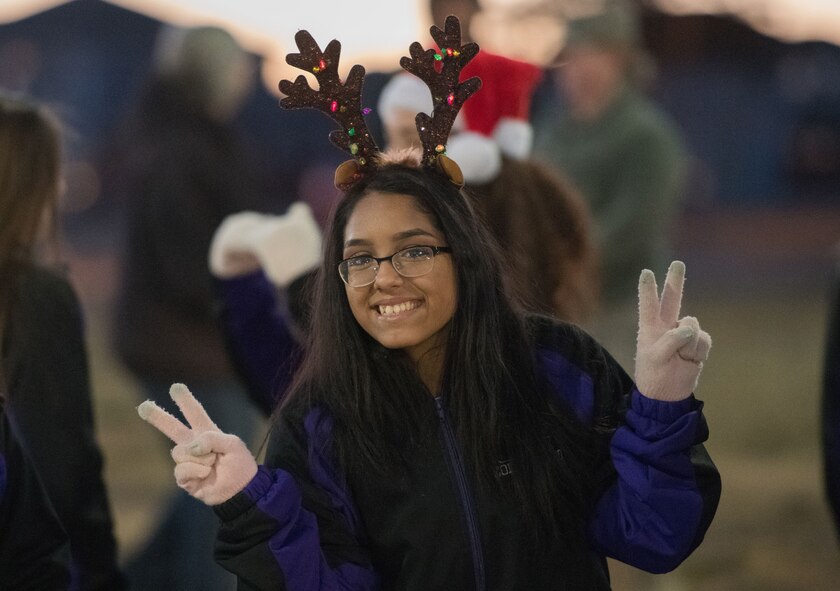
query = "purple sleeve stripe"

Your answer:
(588, 480), (703, 573)
(303, 409), (365, 536)
(241, 465), (379, 589)
(628, 389), (696, 424)
(220, 272), (277, 311)
(244, 465), (297, 505)
(537, 347), (596, 424)
(217, 272), (302, 412)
